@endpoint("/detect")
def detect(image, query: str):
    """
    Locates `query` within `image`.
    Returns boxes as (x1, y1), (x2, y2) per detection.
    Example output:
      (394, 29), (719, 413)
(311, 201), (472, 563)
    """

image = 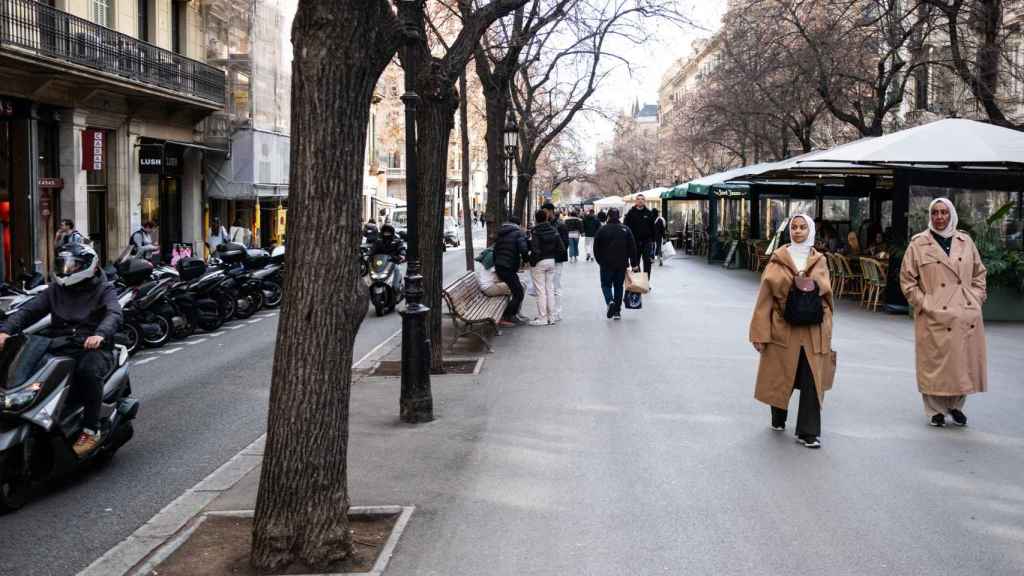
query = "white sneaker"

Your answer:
(529, 318), (551, 327)
(550, 315), (562, 323)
